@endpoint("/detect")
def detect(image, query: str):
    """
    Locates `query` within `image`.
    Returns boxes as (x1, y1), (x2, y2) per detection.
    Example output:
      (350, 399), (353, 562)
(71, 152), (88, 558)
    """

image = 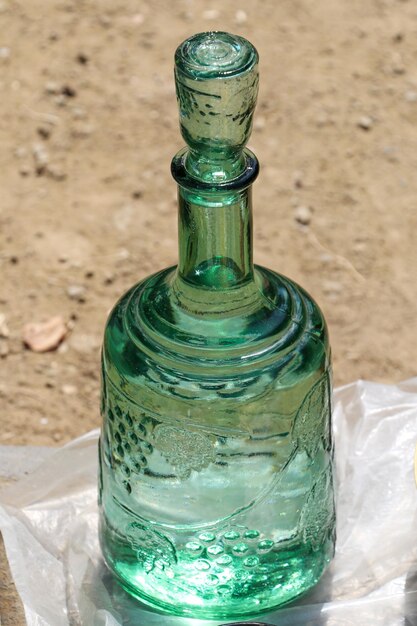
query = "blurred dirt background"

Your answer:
(1, 0), (417, 447)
